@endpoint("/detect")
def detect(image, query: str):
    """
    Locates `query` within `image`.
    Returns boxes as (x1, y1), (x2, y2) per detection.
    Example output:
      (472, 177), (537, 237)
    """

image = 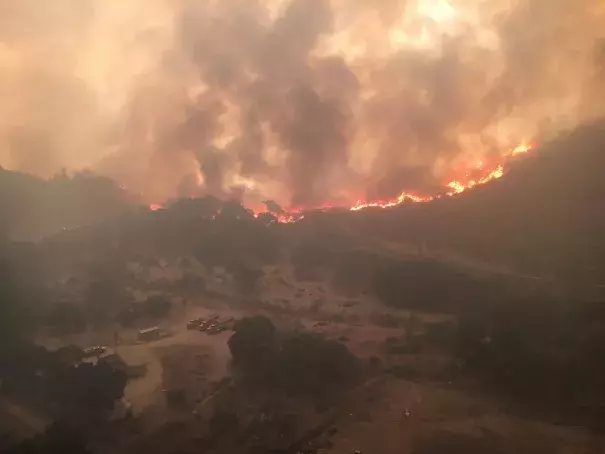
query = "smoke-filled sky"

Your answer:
(1, 0), (604, 208)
